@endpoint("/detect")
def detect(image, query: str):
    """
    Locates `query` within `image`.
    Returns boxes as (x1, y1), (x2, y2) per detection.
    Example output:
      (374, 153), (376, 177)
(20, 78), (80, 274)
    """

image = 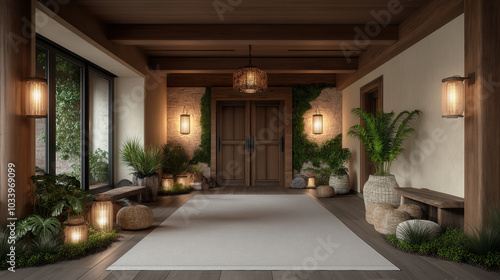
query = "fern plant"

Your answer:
(347, 108), (421, 176)
(121, 138), (164, 178)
